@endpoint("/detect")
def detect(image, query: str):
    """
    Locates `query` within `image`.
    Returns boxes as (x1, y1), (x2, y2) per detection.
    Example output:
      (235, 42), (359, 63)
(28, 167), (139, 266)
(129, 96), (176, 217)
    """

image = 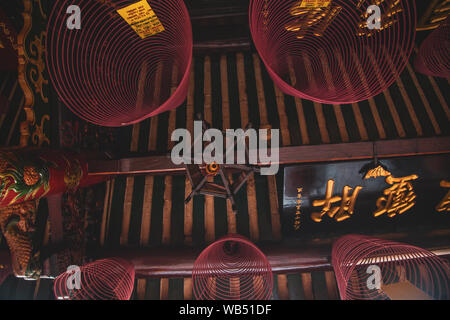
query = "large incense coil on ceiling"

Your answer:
(249, 0), (416, 104)
(192, 234), (273, 300)
(53, 258), (135, 300)
(415, 16), (450, 78)
(46, 0), (193, 127)
(332, 235), (450, 300)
